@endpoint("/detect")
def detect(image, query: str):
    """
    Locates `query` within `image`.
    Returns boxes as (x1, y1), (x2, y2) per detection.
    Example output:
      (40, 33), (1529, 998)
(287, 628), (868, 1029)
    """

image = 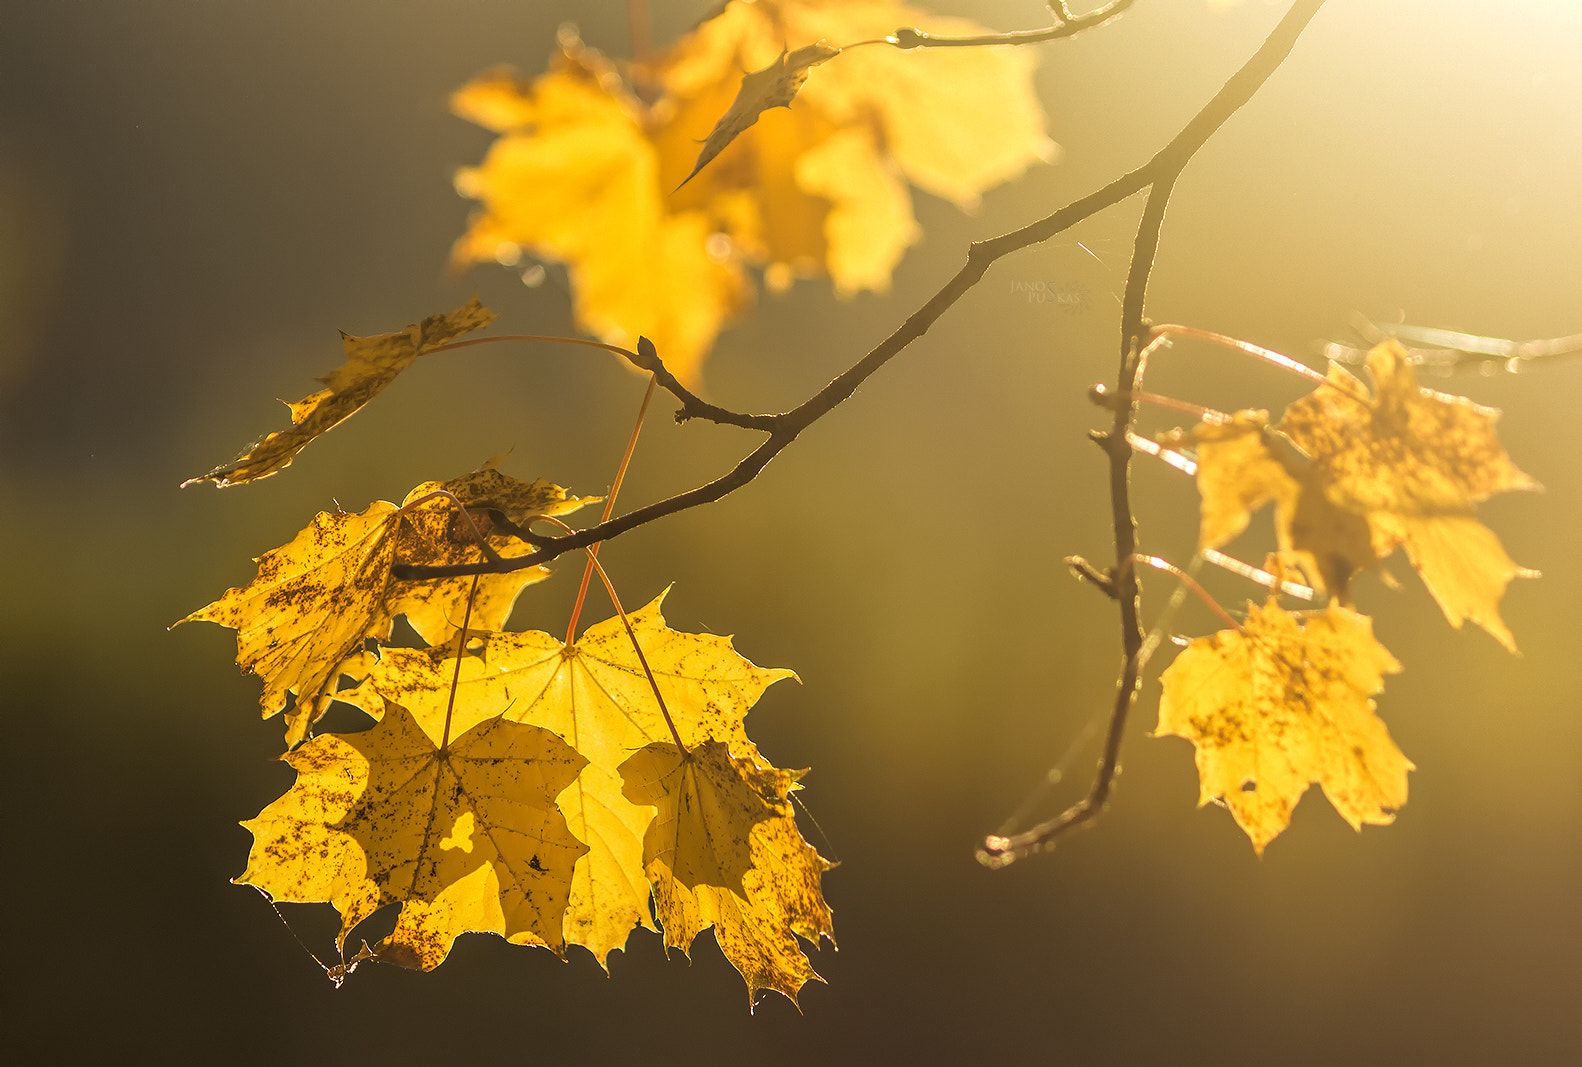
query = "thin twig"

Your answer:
(427, 331), (773, 429)
(626, 337), (778, 430)
(979, 0), (1327, 867)
(1319, 322), (1582, 373)
(887, 0), (1135, 49)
